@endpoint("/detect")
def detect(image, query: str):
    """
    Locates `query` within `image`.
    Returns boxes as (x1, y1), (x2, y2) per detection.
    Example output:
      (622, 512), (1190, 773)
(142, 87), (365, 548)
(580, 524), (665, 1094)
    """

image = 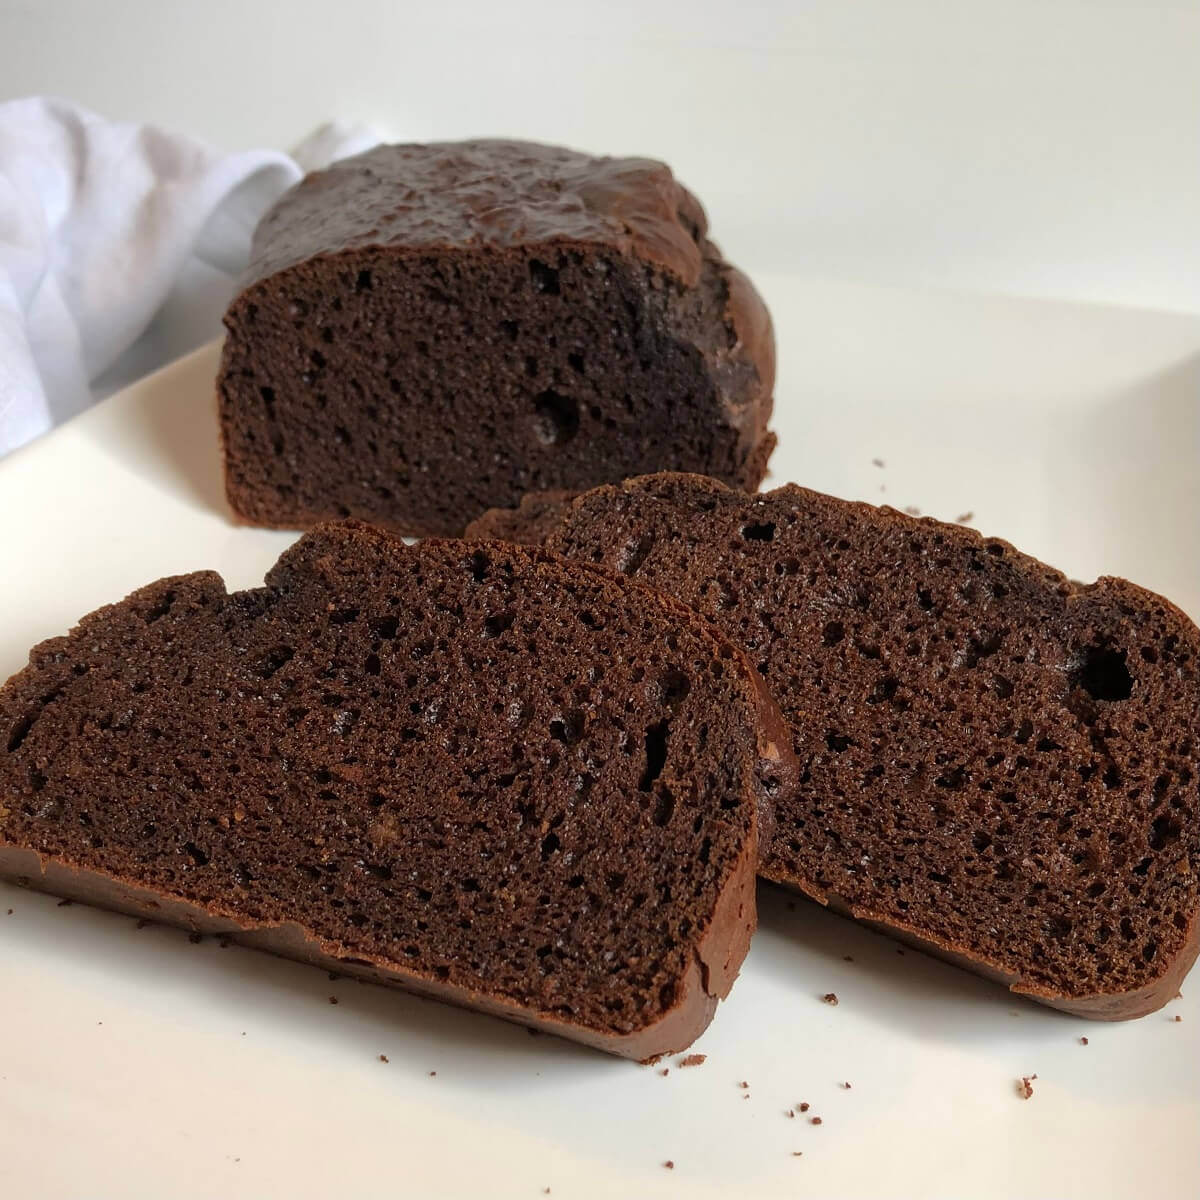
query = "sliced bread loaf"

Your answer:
(467, 474), (1200, 1018)
(217, 140), (776, 536)
(0, 521), (794, 1057)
